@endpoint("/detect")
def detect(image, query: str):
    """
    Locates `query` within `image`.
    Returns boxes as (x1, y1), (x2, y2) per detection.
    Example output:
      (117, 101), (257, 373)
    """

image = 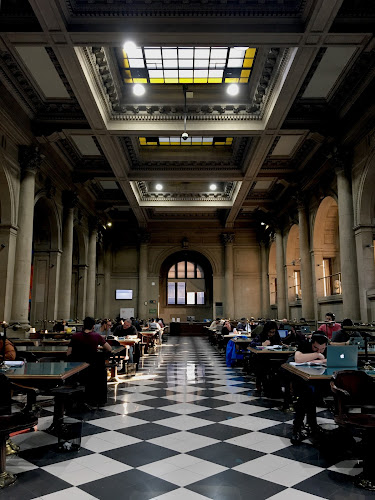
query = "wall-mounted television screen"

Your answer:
(116, 289), (133, 300)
